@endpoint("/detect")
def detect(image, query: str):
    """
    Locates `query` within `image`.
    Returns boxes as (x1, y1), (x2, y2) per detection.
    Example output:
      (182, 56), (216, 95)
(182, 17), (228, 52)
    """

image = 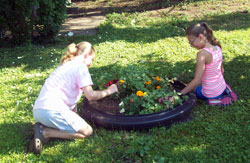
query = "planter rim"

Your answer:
(80, 80), (196, 130)
(83, 93), (195, 118)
